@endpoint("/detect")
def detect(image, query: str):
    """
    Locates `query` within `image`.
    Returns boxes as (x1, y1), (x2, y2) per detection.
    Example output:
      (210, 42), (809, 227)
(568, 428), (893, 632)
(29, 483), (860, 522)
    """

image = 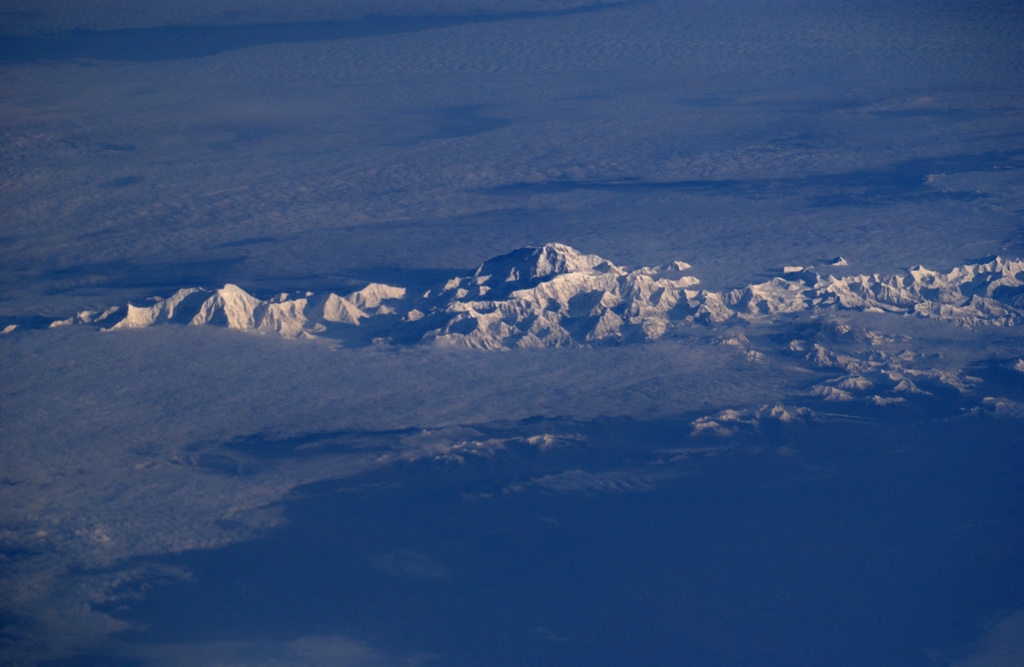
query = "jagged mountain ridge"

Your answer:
(96, 281), (407, 340)
(44, 243), (1024, 348)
